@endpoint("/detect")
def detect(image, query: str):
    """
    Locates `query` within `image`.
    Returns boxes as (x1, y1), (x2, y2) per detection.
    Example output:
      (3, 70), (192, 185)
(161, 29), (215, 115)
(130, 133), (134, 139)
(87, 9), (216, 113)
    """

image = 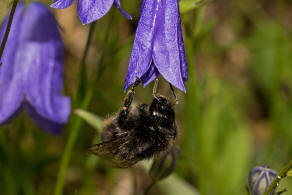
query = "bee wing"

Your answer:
(88, 132), (137, 168)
